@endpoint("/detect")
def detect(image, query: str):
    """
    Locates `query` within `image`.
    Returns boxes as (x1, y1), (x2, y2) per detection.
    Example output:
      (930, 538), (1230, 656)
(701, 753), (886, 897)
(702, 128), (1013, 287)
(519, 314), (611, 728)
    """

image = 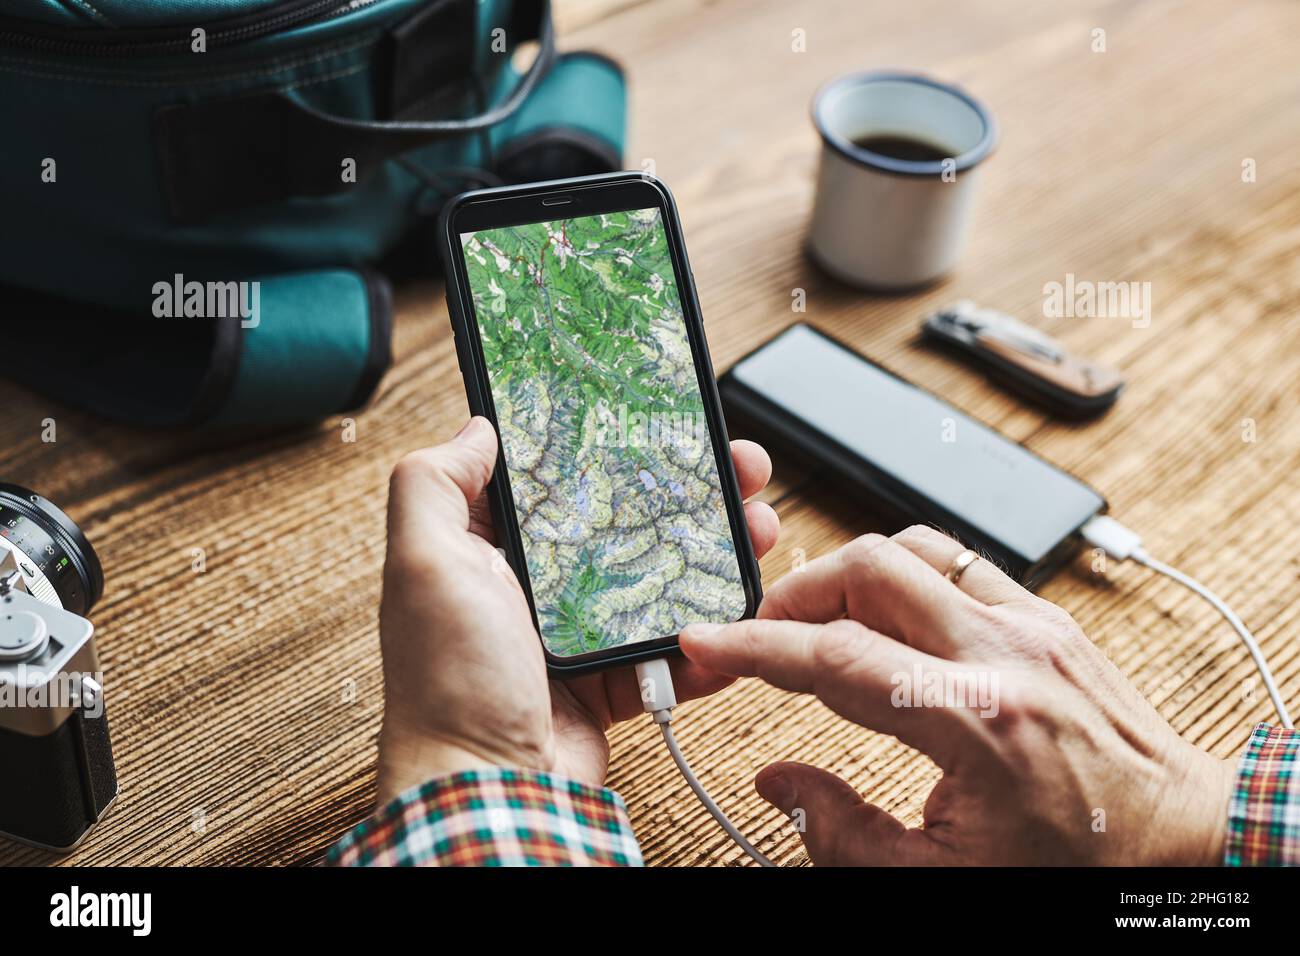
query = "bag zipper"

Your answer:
(0, 0), (379, 57)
